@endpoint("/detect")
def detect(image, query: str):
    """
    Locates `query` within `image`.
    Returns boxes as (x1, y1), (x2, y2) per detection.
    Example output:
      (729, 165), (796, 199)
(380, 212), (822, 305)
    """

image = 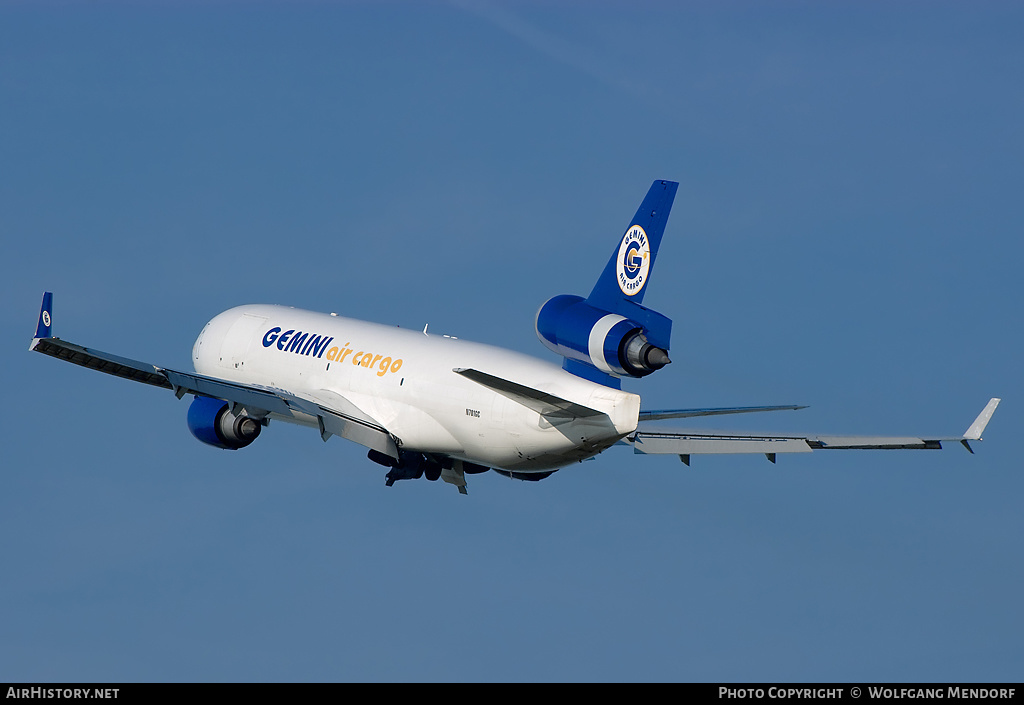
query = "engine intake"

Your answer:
(535, 294), (671, 378)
